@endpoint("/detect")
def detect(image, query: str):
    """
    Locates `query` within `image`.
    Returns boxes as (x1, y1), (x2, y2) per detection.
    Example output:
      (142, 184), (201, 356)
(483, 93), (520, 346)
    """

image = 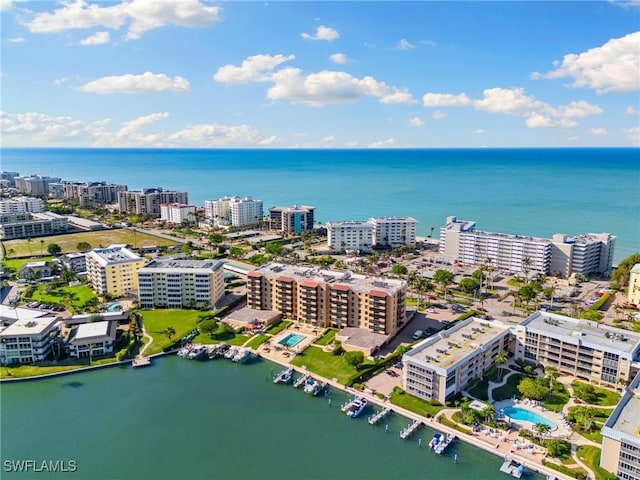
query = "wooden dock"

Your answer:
(132, 356), (151, 368)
